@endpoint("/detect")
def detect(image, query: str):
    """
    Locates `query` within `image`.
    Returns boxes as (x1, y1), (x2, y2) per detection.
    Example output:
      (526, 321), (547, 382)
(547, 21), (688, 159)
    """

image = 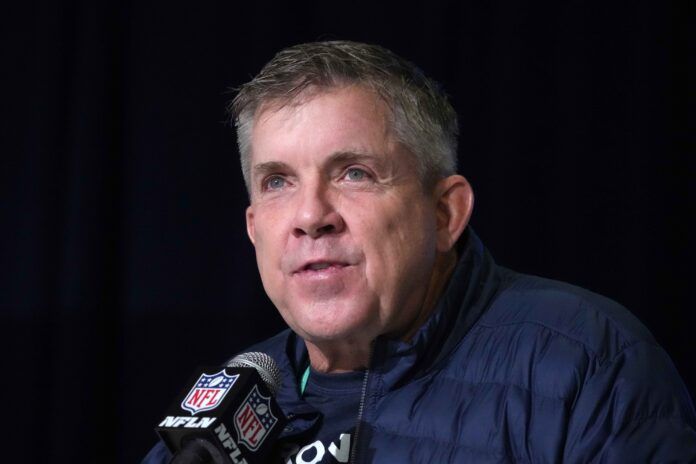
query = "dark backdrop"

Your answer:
(2, 1), (692, 462)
